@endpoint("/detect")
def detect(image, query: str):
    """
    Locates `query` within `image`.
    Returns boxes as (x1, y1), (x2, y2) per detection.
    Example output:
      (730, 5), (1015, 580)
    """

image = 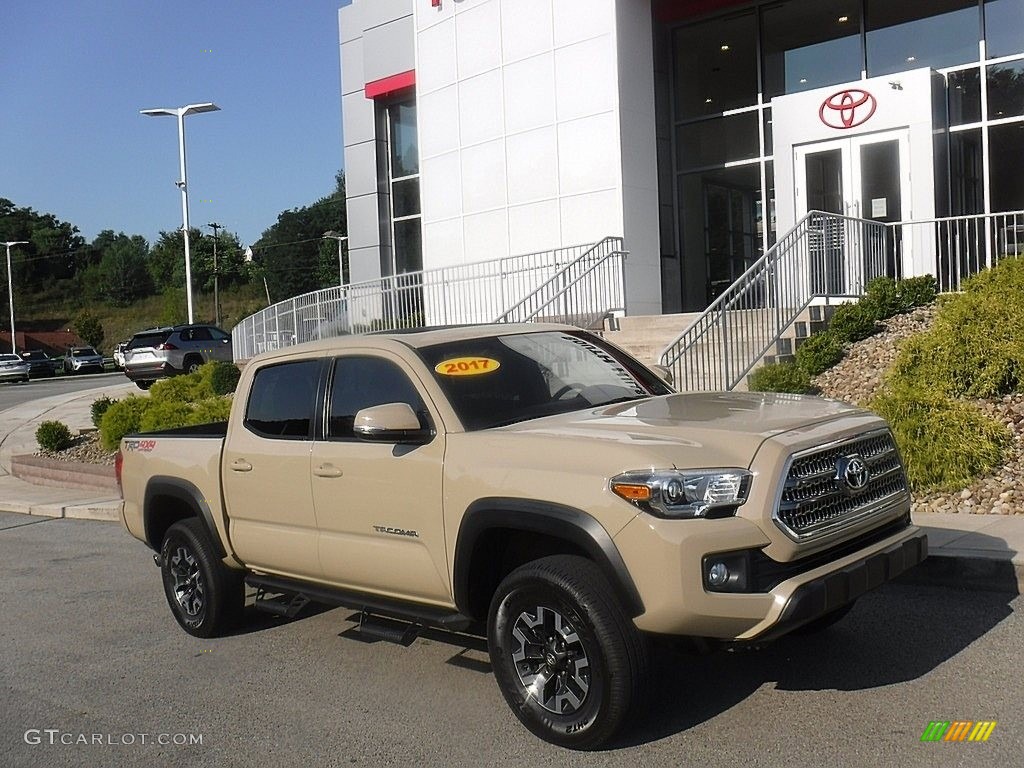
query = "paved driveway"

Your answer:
(1, 512), (1020, 768)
